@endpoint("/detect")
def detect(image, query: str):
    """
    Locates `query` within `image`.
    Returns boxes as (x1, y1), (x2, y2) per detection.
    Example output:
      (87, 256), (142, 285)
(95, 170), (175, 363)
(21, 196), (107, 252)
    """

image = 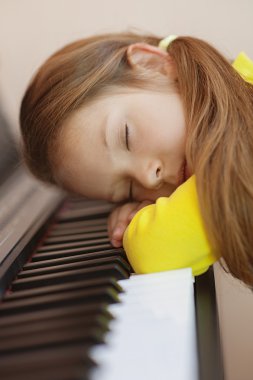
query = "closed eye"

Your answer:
(125, 123), (130, 151)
